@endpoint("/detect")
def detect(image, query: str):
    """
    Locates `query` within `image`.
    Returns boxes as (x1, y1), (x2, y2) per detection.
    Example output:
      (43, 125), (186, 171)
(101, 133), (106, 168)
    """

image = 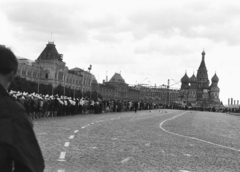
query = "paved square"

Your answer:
(34, 110), (240, 172)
